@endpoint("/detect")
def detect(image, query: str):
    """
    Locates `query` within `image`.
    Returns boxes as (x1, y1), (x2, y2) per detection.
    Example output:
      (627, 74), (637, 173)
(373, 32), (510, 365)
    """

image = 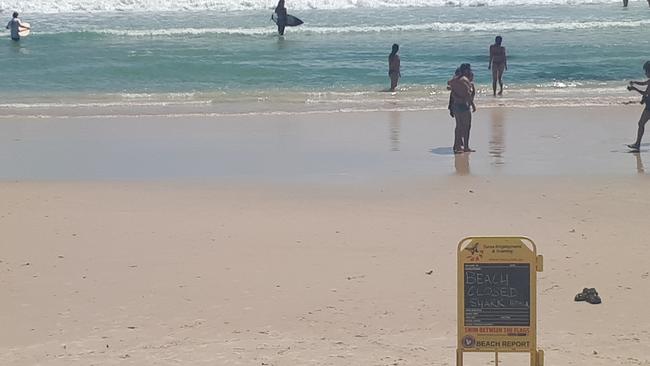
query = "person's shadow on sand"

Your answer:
(430, 147), (456, 155)
(613, 143), (649, 154)
(622, 143), (649, 153)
